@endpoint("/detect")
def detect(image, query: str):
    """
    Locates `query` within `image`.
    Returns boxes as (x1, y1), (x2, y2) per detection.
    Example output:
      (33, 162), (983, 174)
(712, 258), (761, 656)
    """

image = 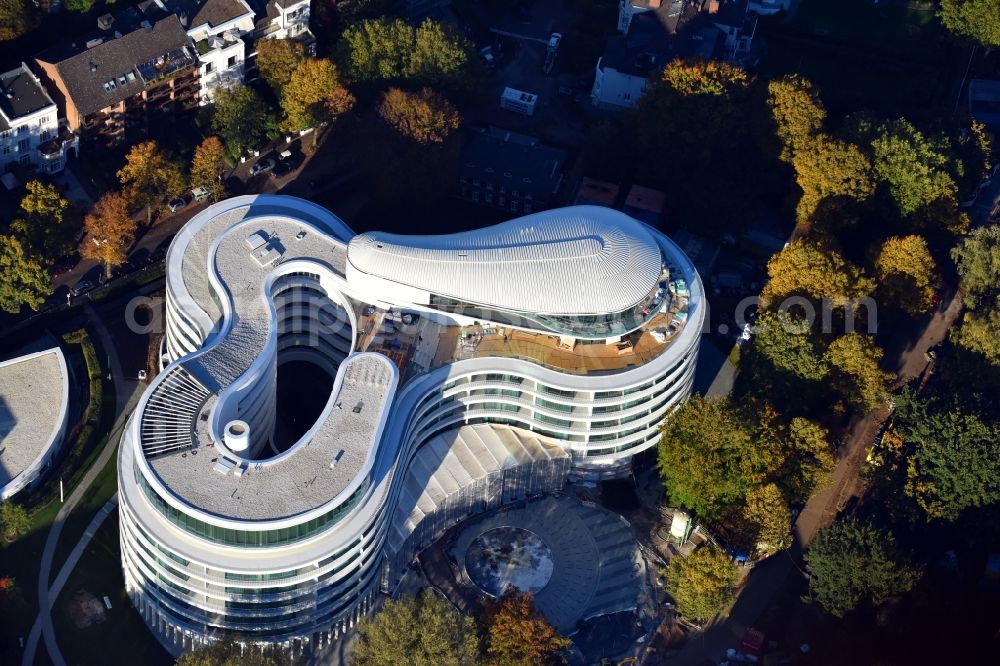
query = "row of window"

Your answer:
(135, 465), (371, 548)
